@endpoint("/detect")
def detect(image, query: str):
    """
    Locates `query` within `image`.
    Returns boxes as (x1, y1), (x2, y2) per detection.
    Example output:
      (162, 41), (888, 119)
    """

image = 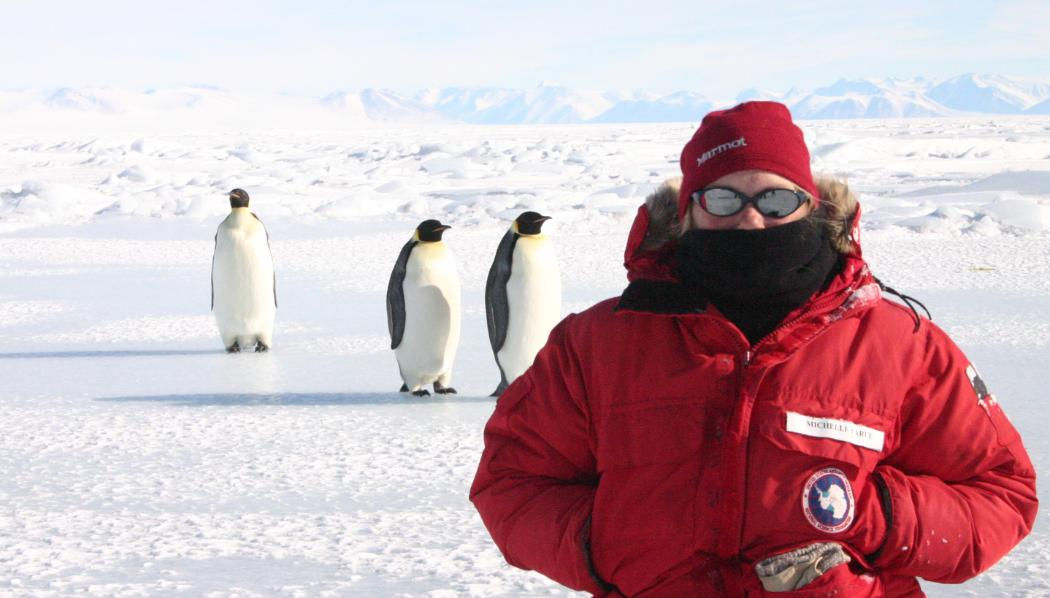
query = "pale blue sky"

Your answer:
(3, 0), (1047, 99)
